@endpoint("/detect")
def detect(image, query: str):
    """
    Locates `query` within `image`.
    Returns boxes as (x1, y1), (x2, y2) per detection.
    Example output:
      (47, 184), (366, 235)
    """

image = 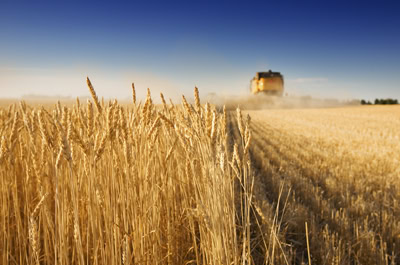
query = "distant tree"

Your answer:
(373, 98), (398, 105)
(386, 98), (398, 104)
(361, 99), (367, 105)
